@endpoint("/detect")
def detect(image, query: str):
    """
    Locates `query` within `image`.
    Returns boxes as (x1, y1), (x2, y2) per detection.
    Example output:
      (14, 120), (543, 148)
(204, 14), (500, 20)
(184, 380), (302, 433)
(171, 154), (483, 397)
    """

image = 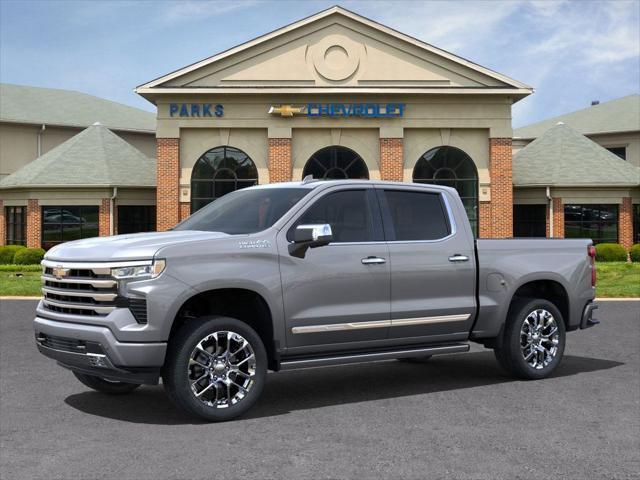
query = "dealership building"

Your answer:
(1, 6), (639, 250)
